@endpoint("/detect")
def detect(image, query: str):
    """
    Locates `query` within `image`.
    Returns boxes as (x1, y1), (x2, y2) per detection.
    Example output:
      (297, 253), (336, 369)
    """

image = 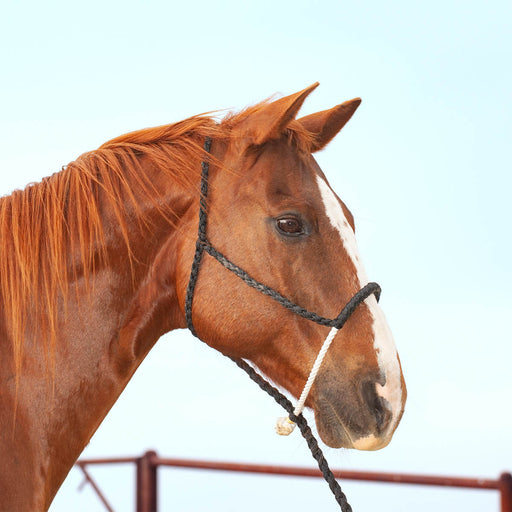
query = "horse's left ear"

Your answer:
(248, 83), (320, 145)
(298, 98), (362, 152)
